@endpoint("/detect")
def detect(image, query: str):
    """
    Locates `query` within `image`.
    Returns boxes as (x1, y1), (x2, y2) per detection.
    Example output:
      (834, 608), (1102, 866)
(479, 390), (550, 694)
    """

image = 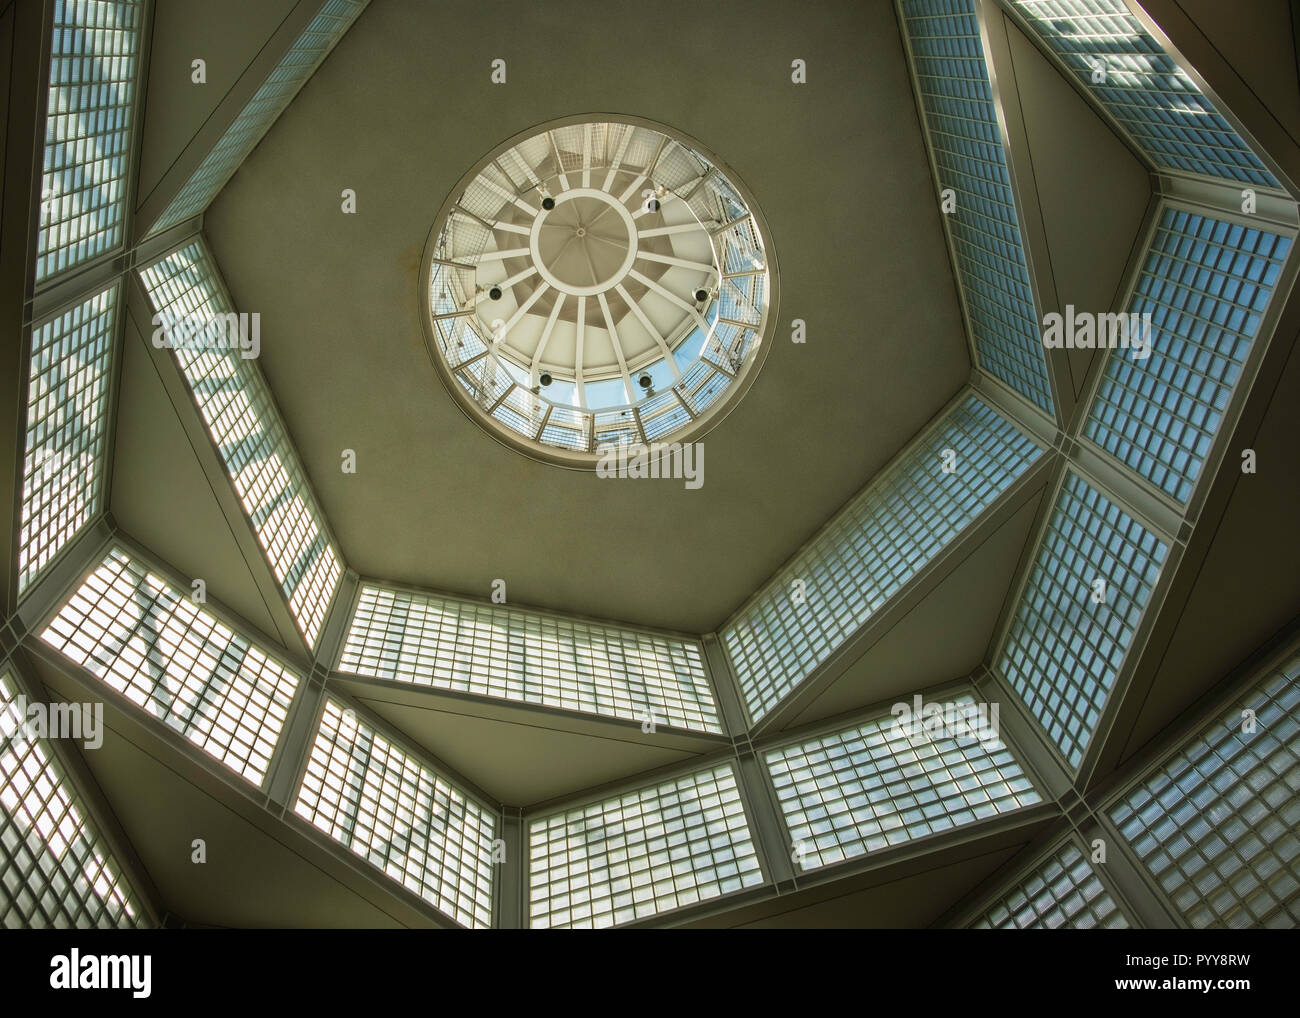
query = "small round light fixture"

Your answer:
(539, 371), (553, 387)
(541, 196), (555, 211)
(488, 285), (502, 301)
(694, 288), (709, 302)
